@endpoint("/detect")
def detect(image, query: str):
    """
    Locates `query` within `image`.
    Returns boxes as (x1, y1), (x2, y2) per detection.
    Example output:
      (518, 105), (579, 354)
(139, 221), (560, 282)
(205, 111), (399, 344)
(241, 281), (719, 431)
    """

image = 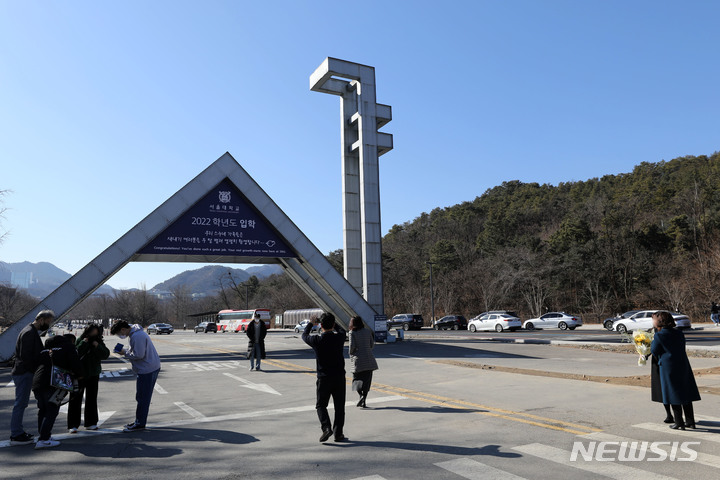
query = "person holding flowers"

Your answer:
(650, 310), (700, 430)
